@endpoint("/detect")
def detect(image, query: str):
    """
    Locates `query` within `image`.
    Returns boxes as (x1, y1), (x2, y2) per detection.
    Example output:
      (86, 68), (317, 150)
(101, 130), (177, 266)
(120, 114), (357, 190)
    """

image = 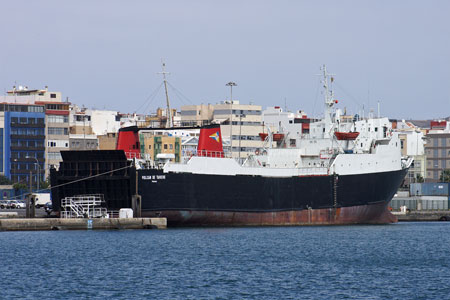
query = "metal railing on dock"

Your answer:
(61, 194), (108, 219)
